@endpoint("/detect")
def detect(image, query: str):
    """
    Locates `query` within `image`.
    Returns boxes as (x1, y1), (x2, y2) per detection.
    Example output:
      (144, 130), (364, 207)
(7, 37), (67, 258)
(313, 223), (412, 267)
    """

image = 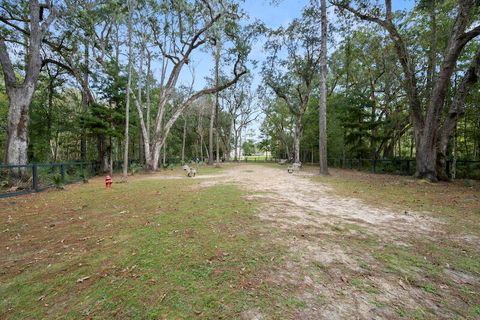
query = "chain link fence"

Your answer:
(0, 162), (96, 198)
(327, 158), (480, 180)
